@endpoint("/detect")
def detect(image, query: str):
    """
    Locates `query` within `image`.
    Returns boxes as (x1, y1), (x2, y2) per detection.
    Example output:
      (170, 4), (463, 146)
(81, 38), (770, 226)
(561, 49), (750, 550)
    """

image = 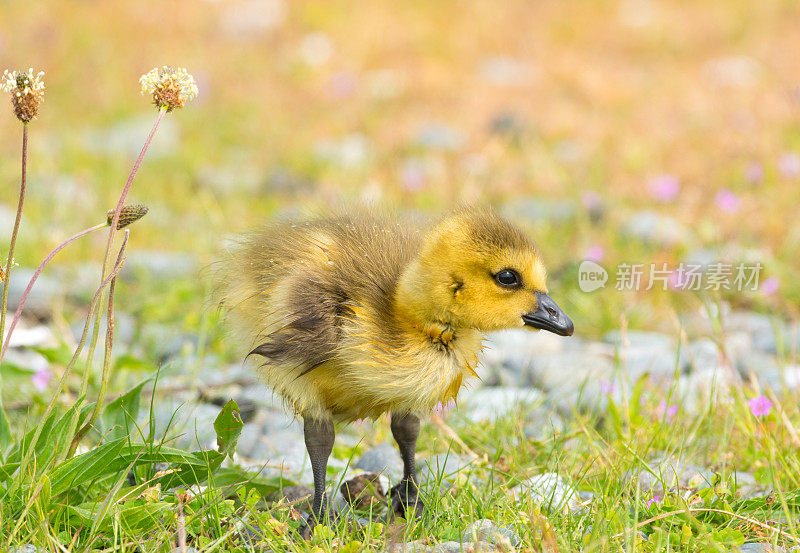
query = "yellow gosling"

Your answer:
(217, 207), (573, 534)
